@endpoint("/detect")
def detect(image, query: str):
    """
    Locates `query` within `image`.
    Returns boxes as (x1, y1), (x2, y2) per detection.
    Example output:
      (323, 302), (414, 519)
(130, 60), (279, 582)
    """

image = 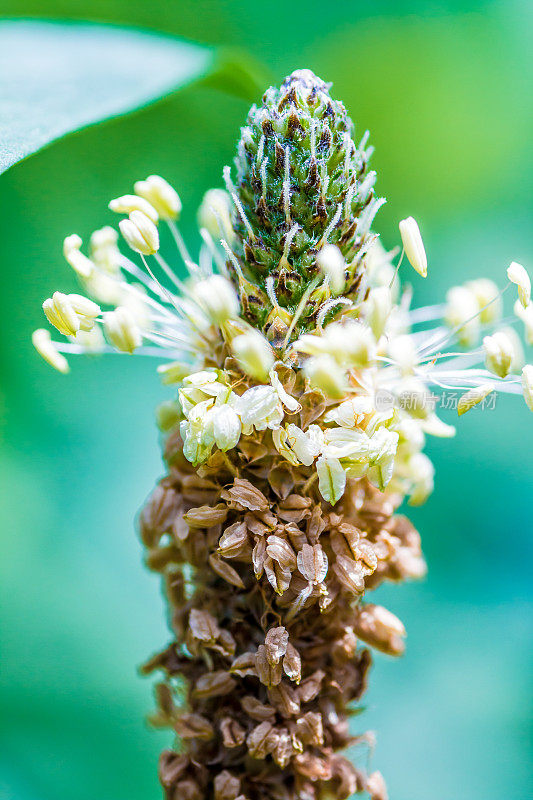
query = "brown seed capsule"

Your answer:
(174, 713), (214, 740)
(214, 770), (241, 800)
(241, 695), (276, 721)
(366, 770), (388, 800)
(282, 642), (302, 684)
(256, 644), (283, 687)
(194, 671), (236, 698)
(183, 503), (228, 528)
(353, 604), (406, 656)
(220, 717), (246, 748)
(246, 721), (274, 759)
(221, 478), (269, 511)
(189, 609), (220, 643)
(265, 626), (289, 665)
